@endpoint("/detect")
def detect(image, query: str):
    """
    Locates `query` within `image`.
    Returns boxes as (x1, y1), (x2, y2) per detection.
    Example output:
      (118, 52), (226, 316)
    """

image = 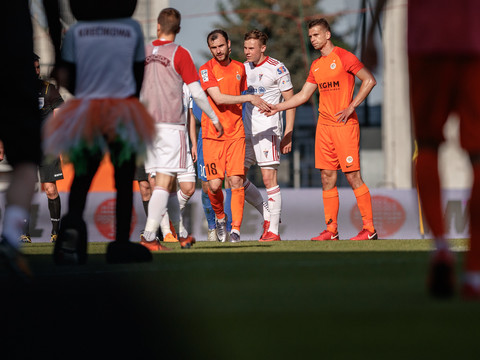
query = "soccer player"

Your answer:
(21, 54), (64, 244)
(243, 29), (295, 242)
(264, 18), (377, 241)
(199, 29), (270, 243)
(140, 8), (223, 250)
(157, 83), (198, 243)
(368, 0), (480, 299)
